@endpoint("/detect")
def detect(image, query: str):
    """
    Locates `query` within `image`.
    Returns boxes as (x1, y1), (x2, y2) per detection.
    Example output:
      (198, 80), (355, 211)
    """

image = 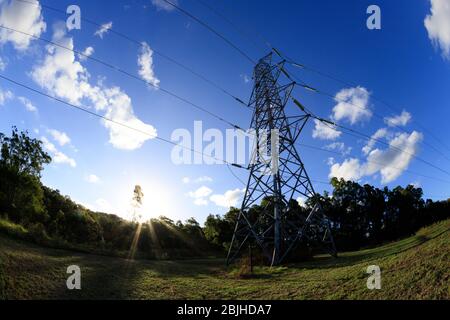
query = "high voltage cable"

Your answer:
(194, 0), (267, 54)
(161, 0), (256, 64)
(290, 95), (450, 178)
(0, 25), (248, 130)
(6, 1), (450, 184)
(154, 0), (450, 177)
(295, 143), (450, 185)
(0, 73), (242, 167)
(274, 49), (450, 163)
(285, 67), (450, 163)
(2, 65), (449, 186)
(313, 115), (450, 178)
(195, 0), (450, 155)
(11, 0), (250, 108)
(281, 52), (450, 153)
